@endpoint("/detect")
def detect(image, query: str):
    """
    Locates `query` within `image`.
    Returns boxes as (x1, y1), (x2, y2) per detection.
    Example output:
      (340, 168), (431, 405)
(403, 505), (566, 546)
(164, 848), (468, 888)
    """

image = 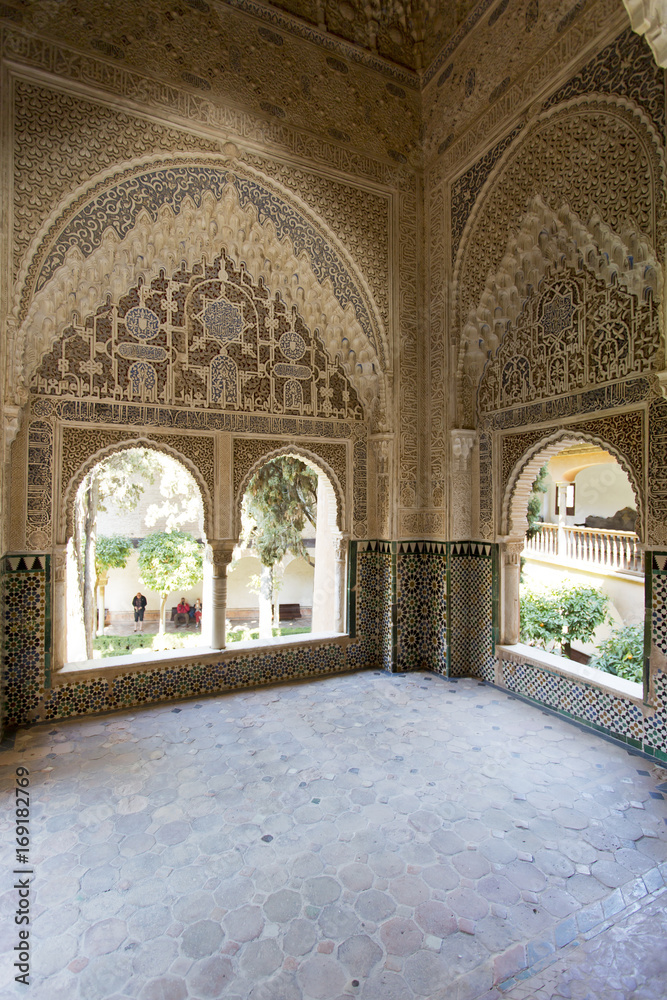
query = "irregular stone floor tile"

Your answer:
(1, 671), (667, 999)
